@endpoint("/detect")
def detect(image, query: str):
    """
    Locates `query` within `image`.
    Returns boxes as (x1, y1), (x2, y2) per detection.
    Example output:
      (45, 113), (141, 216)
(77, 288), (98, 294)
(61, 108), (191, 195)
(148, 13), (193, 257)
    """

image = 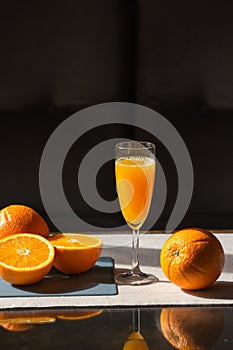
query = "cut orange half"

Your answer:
(48, 233), (103, 274)
(0, 233), (55, 285)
